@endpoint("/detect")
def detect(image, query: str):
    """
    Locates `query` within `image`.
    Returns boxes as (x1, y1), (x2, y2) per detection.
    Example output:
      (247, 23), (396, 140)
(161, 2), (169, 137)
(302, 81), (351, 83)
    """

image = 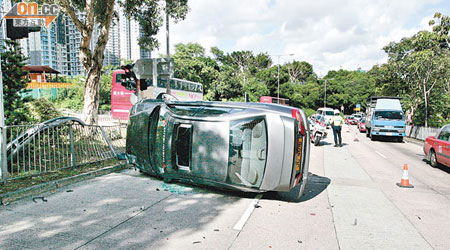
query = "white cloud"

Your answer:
(152, 0), (448, 74)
